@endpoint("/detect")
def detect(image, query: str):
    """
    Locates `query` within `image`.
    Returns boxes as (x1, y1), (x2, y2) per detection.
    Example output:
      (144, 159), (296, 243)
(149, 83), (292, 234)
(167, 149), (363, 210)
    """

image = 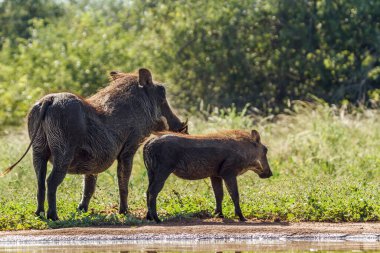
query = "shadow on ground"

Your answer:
(40, 210), (289, 229)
